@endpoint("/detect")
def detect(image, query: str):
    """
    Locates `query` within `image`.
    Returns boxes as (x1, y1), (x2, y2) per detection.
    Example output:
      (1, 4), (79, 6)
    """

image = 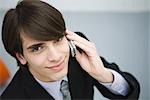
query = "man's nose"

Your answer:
(47, 46), (61, 62)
